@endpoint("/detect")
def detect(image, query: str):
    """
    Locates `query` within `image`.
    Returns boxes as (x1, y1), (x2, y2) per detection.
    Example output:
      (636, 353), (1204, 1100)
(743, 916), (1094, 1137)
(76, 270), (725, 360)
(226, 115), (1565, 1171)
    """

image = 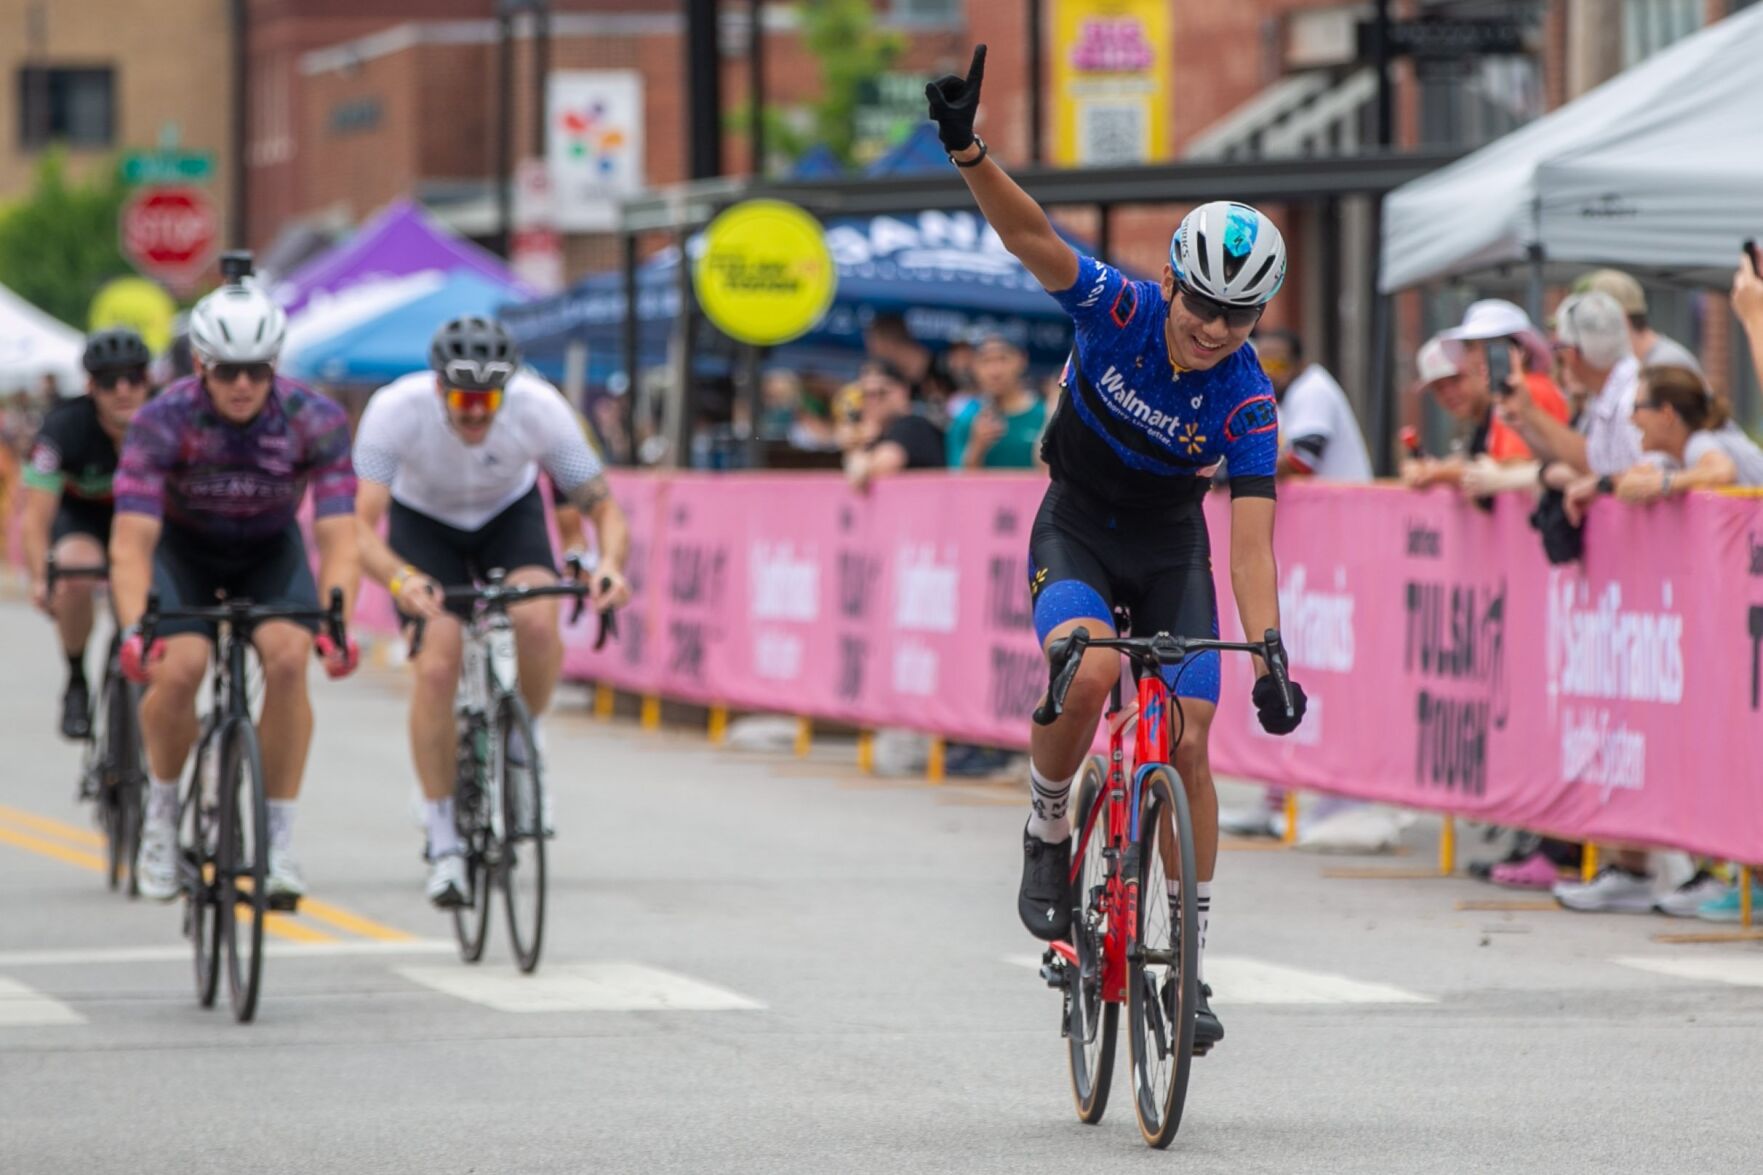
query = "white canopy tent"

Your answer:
(0, 281), (83, 394)
(1381, 5), (1763, 294)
